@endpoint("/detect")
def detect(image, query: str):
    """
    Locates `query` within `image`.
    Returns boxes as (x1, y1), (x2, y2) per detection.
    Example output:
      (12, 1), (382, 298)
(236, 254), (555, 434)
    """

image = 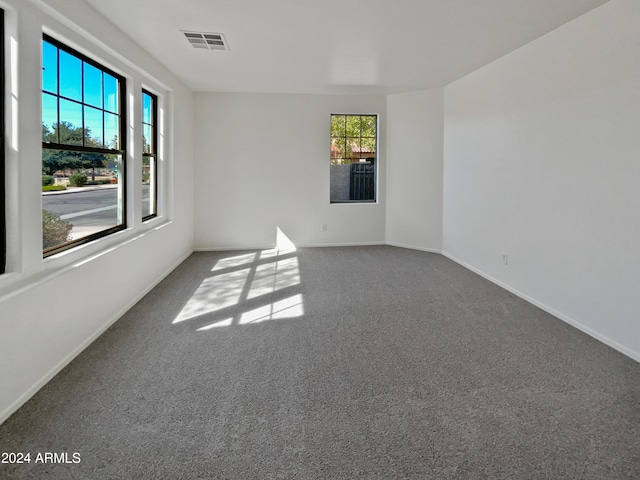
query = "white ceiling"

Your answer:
(83, 0), (609, 95)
